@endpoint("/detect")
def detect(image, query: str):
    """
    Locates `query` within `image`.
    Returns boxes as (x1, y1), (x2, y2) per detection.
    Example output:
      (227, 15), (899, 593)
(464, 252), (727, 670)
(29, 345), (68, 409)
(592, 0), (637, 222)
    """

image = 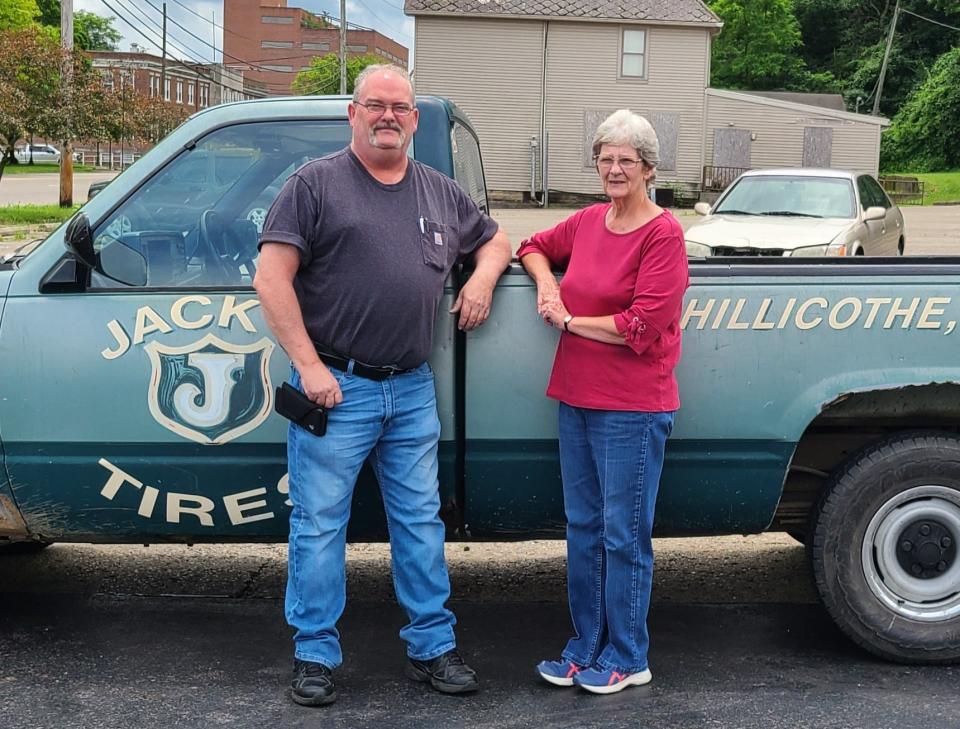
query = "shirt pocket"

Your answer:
(419, 218), (454, 271)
